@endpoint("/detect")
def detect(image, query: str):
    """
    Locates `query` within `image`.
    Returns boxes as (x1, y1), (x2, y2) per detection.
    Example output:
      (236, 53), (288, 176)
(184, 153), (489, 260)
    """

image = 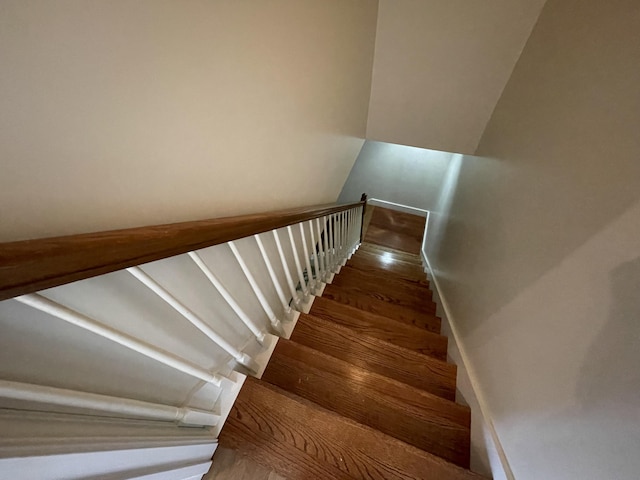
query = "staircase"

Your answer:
(0, 199), (488, 479)
(215, 207), (487, 479)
